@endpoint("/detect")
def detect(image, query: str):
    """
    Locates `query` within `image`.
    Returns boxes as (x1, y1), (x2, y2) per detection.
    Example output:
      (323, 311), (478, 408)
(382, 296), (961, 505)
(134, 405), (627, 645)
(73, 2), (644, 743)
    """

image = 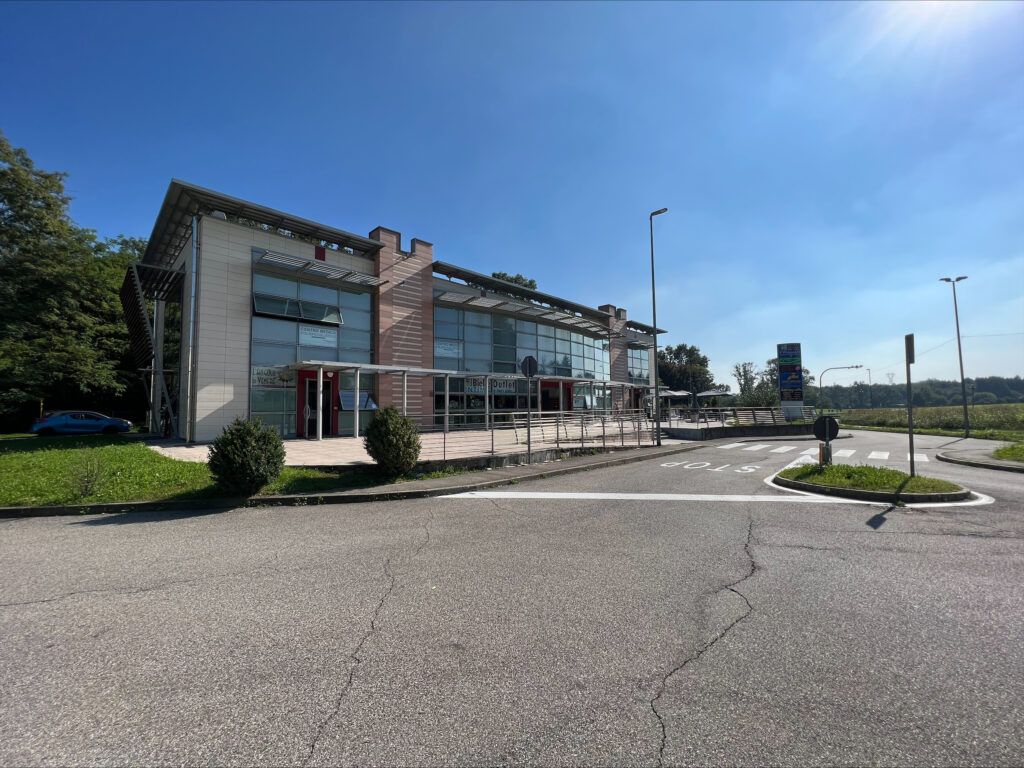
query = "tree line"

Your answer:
(0, 130), (145, 431)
